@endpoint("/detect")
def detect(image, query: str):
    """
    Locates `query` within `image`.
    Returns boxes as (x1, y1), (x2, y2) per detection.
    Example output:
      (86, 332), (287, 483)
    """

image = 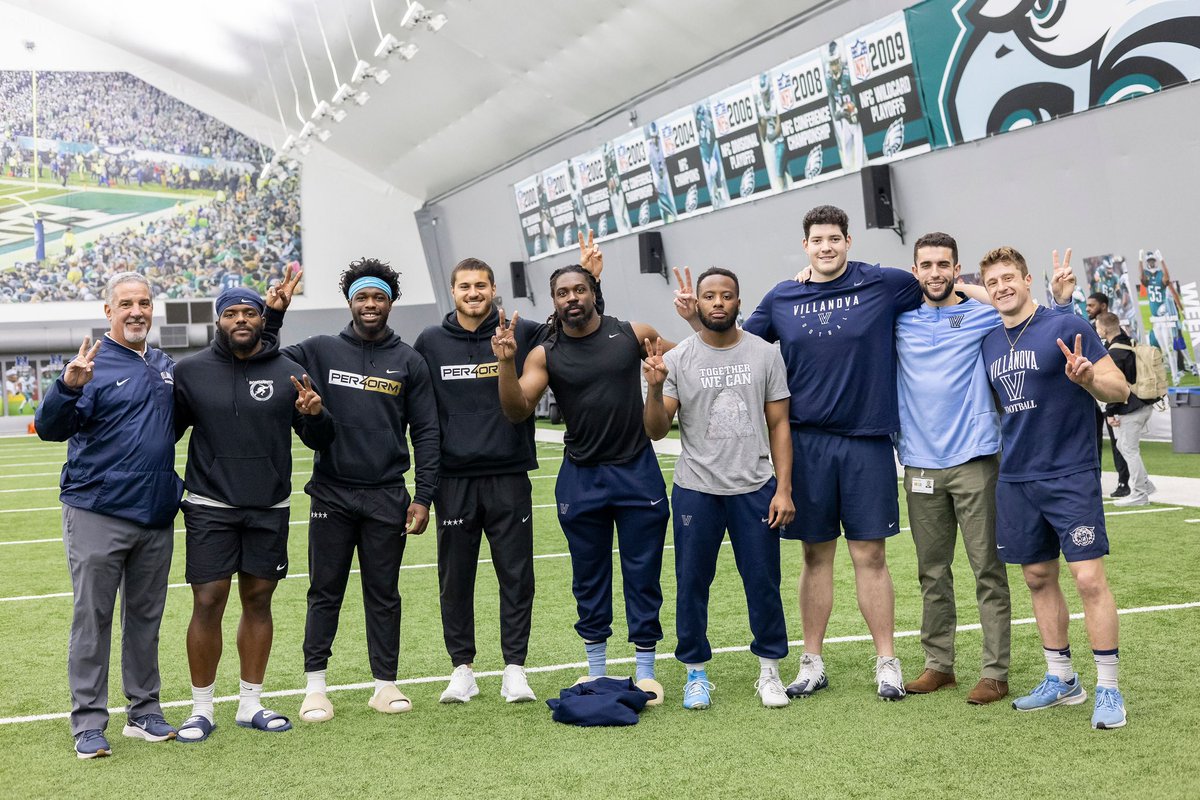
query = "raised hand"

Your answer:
(491, 309), (519, 362)
(1049, 247), (1075, 305)
(291, 374), (323, 415)
(63, 336), (102, 389)
(578, 229), (603, 279)
(673, 266), (697, 322)
(642, 337), (668, 387)
(1057, 334), (1095, 387)
(266, 262), (304, 311)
